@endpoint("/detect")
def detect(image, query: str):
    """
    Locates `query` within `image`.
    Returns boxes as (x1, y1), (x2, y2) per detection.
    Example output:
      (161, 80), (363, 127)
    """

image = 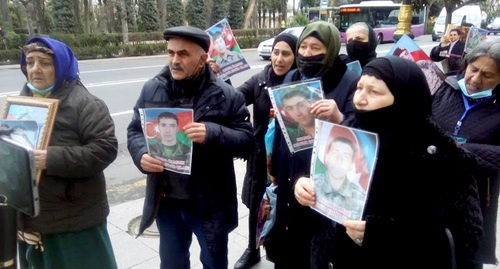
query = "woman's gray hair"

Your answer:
(346, 22), (369, 35)
(463, 40), (500, 72)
